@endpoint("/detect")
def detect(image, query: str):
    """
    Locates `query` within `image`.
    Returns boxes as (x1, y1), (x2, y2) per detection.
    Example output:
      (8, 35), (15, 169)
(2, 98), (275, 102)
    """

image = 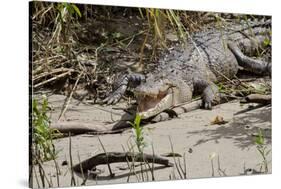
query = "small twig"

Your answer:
(36, 157), (45, 187)
(217, 155), (227, 176)
(52, 155), (60, 187)
(33, 68), (74, 81)
(183, 153), (187, 179)
(236, 78), (259, 82)
(58, 72), (83, 121)
(139, 153), (145, 181)
(78, 151), (88, 185)
(95, 43), (106, 62)
(110, 31), (144, 48)
(138, 30), (149, 70)
(34, 70), (73, 88)
(125, 143), (140, 182)
(68, 133), (76, 186)
(141, 153), (150, 181)
(36, 157), (52, 187)
(233, 75), (260, 90)
(49, 175), (53, 186)
(177, 158), (185, 177)
(211, 159), (215, 177)
(121, 145), (133, 182)
(97, 136), (115, 178)
(33, 165), (40, 188)
(33, 54), (67, 66)
(151, 143), (155, 181)
(168, 136), (183, 179)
